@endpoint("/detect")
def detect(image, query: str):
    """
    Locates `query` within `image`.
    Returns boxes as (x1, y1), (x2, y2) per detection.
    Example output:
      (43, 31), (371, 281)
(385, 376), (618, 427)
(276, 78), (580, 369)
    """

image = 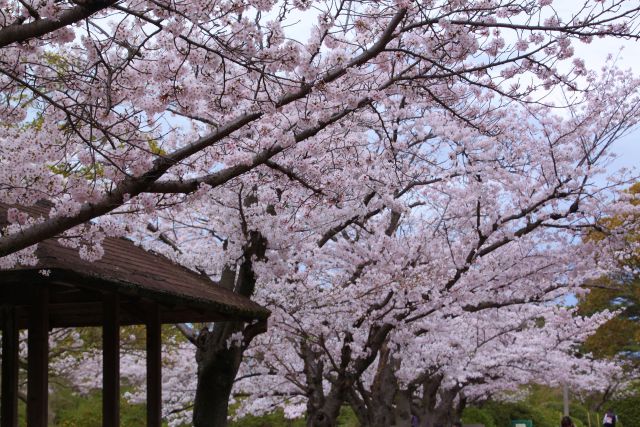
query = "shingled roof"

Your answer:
(0, 202), (269, 326)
